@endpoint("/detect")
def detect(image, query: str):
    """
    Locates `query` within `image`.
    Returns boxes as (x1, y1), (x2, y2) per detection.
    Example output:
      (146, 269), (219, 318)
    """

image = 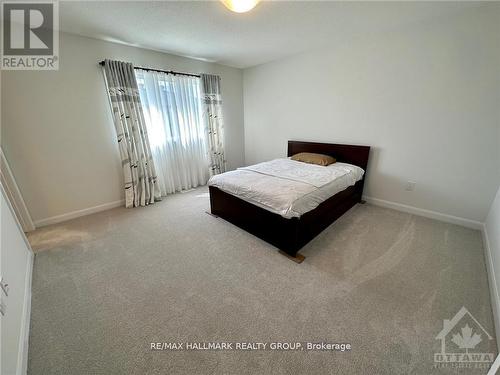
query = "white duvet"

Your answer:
(208, 158), (364, 218)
